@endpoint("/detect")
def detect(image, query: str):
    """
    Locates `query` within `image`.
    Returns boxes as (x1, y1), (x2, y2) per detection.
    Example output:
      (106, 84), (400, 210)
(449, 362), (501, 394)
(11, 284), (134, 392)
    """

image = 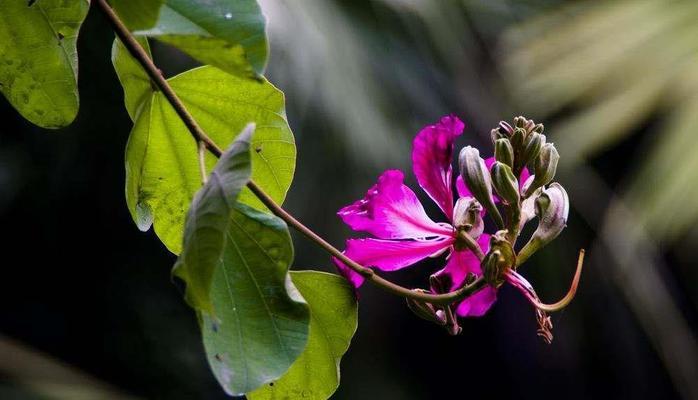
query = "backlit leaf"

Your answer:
(0, 0), (89, 128)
